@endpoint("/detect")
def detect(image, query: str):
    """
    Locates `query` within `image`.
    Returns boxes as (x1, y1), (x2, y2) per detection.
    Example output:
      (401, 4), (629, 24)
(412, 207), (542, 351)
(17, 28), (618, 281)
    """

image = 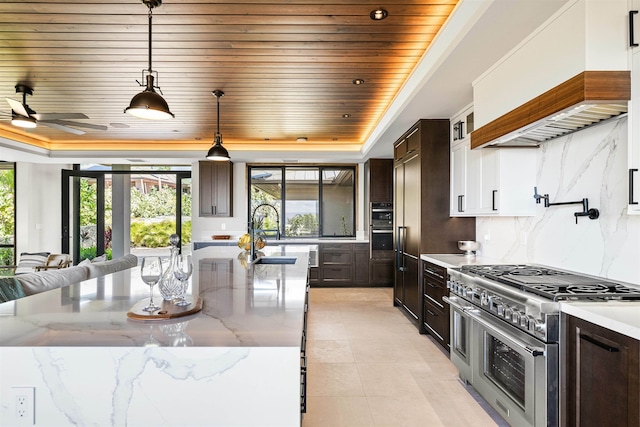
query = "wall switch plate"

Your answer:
(12, 387), (35, 425)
